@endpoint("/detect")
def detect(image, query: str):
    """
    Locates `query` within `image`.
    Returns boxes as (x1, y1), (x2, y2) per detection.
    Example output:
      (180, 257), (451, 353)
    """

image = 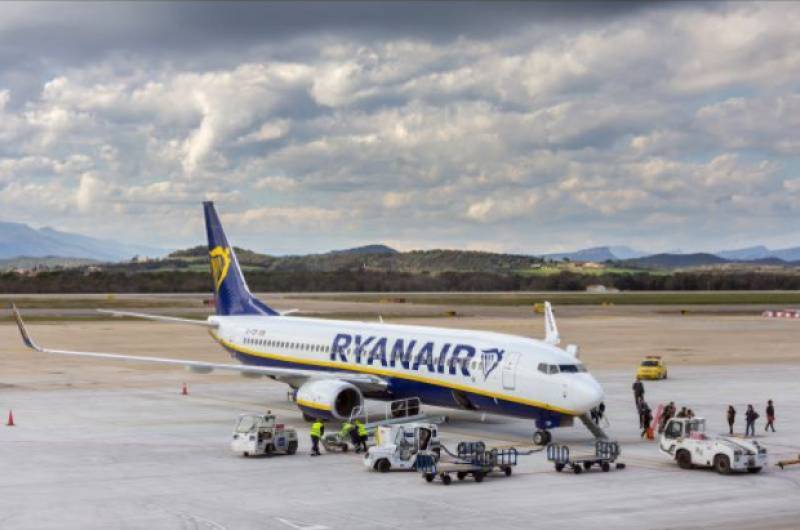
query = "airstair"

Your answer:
(579, 413), (609, 440)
